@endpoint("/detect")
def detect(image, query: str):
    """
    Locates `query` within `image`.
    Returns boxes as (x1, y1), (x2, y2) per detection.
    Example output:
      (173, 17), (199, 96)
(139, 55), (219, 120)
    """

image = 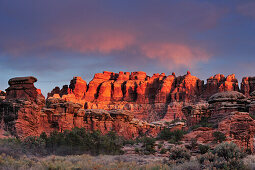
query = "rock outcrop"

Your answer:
(2, 72), (255, 151)
(48, 72), (243, 122)
(184, 91), (255, 151)
(202, 74), (239, 99)
(208, 91), (249, 125)
(0, 76), (162, 139)
(241, 77), (255, 97)
(6, 76), (45, 105)
(0, 77), (45, 137)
